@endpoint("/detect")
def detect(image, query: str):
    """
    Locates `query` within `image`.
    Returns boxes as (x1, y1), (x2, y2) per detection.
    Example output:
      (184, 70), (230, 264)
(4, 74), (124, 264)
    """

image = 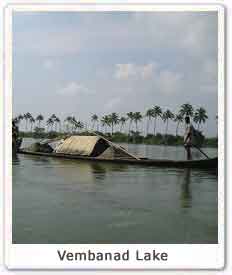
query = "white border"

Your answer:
(3, 2), (225, 270)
